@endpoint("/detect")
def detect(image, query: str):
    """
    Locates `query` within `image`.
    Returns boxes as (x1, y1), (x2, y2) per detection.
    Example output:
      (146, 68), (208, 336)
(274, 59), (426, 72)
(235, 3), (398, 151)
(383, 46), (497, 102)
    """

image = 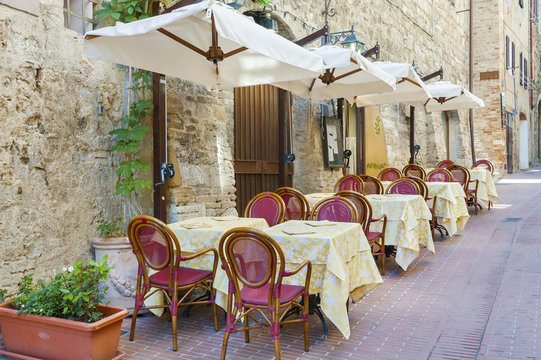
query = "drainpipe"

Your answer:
(530, 0), (534, 165)
(469, 0), (476, 165)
